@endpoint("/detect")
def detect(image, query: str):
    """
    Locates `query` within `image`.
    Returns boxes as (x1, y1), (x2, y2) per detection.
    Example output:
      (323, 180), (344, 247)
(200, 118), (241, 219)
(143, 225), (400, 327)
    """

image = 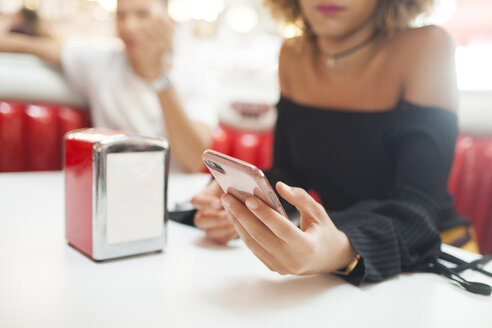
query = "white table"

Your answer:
(0, 172), (491, 328)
